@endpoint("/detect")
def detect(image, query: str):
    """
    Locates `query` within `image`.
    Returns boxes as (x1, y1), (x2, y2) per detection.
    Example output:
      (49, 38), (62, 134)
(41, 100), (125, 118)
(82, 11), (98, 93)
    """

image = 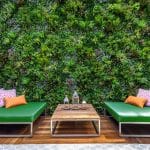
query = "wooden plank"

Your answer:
(51, 104), (100, 120)
(0, 116), (150, 144)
